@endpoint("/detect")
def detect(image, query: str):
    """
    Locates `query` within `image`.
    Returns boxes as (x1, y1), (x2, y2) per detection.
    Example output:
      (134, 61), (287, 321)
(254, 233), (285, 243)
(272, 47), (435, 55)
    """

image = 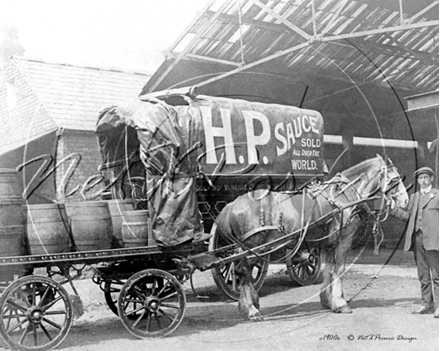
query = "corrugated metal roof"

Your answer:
(143, 0), (439, 94)
(13, 57), (150, 131)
